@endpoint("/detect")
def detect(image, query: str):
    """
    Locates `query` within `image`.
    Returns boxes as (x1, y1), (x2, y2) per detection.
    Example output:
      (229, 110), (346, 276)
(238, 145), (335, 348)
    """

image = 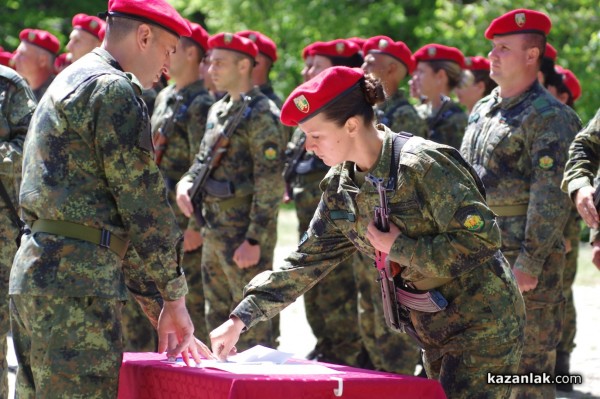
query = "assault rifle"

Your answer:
(153, 94), (184, 166)
(188, 95), (251, 226)
(281, 135), (306, 203)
